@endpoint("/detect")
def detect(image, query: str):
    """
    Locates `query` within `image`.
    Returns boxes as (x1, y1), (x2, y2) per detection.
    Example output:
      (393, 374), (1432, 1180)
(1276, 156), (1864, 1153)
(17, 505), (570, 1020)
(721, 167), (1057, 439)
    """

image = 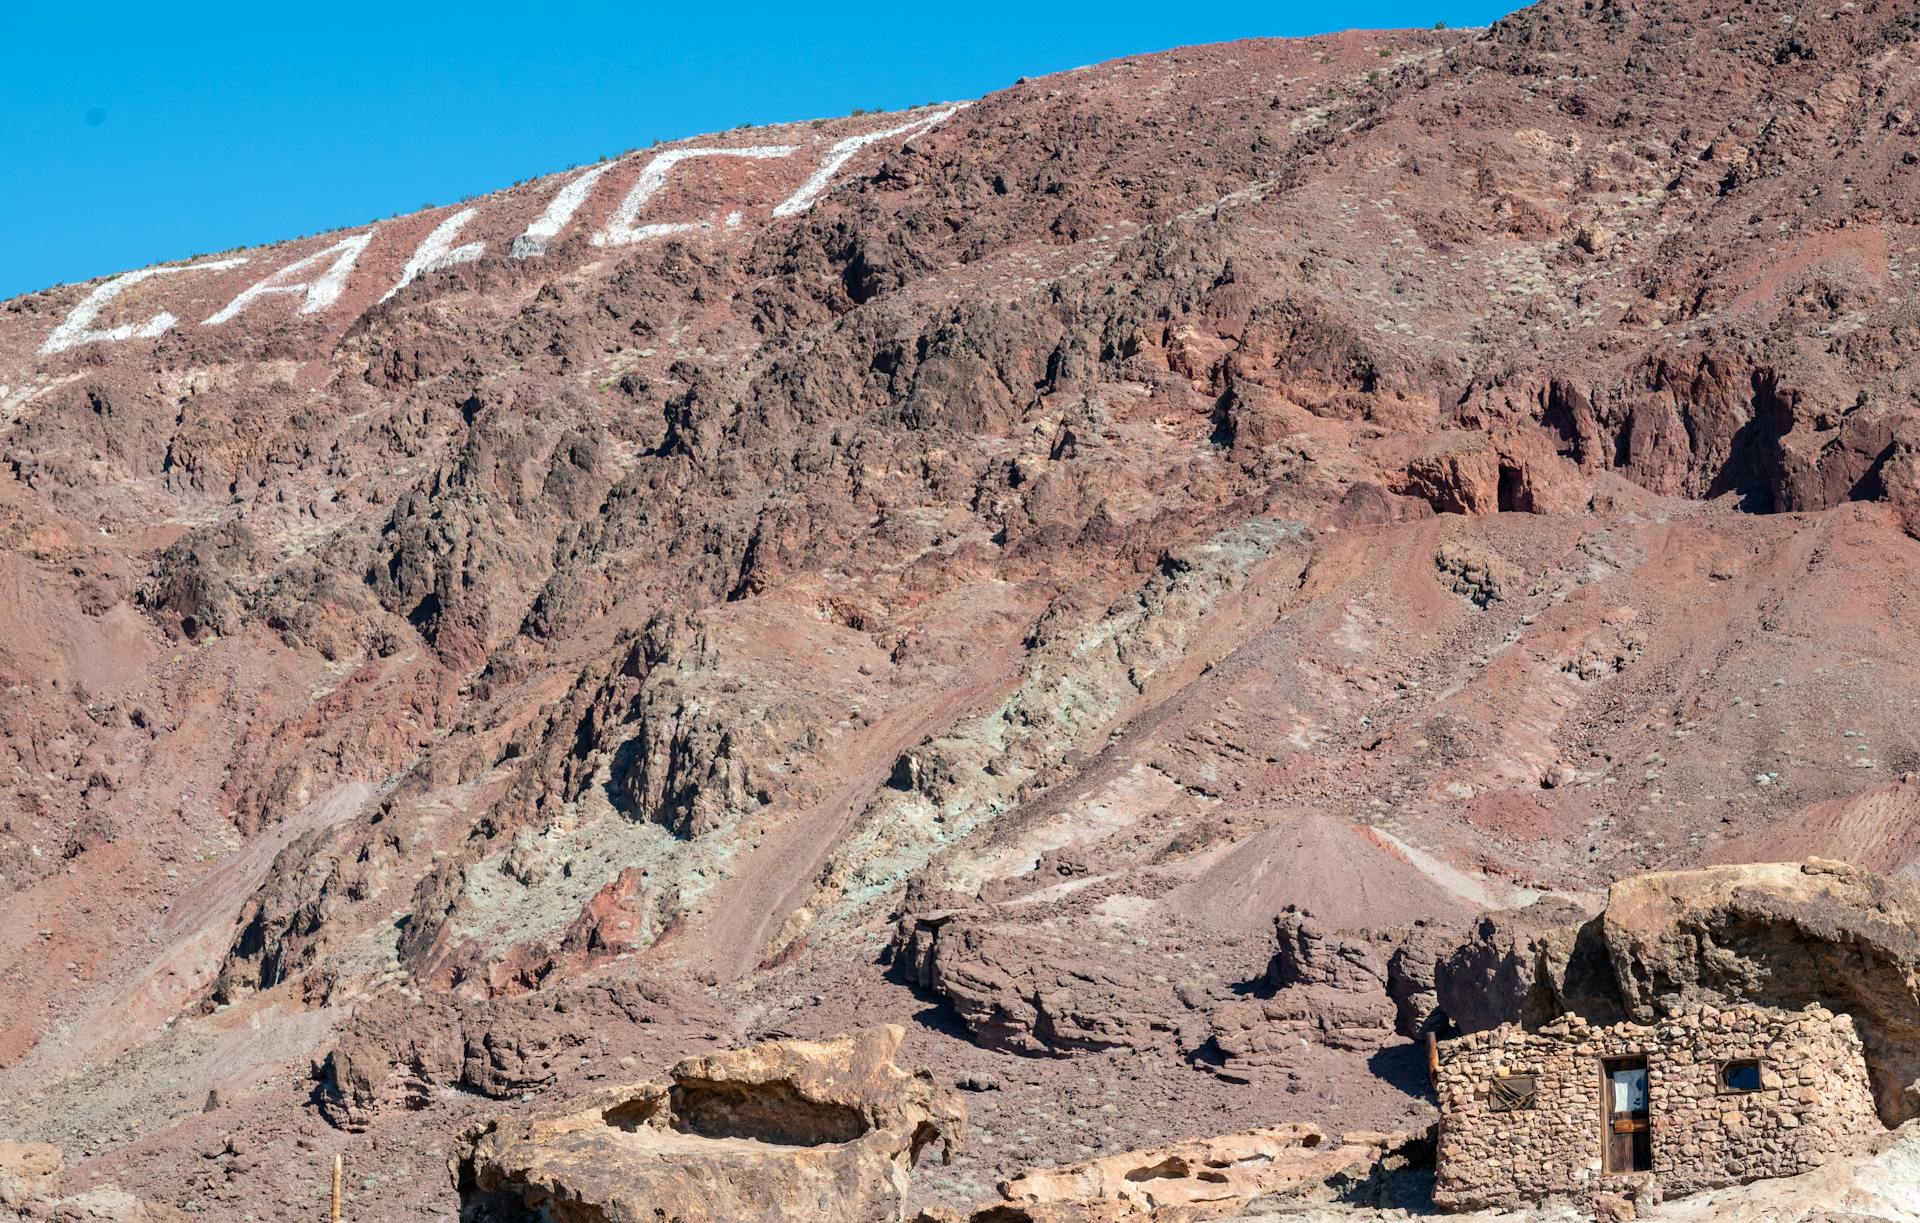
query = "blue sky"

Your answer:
(0, 0), (1521, 299)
